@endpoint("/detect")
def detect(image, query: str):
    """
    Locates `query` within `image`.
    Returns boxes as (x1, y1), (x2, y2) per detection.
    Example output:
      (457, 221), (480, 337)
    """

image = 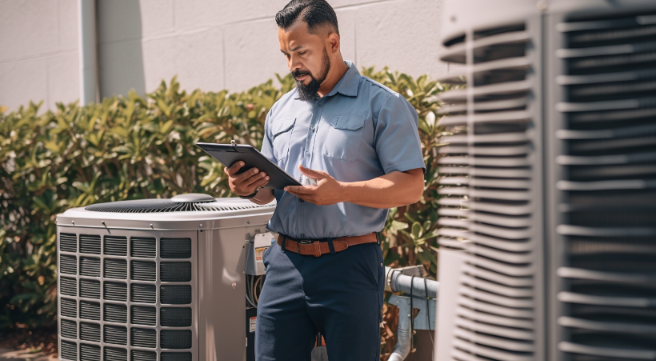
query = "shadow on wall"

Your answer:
(97, 0), (146, 98)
